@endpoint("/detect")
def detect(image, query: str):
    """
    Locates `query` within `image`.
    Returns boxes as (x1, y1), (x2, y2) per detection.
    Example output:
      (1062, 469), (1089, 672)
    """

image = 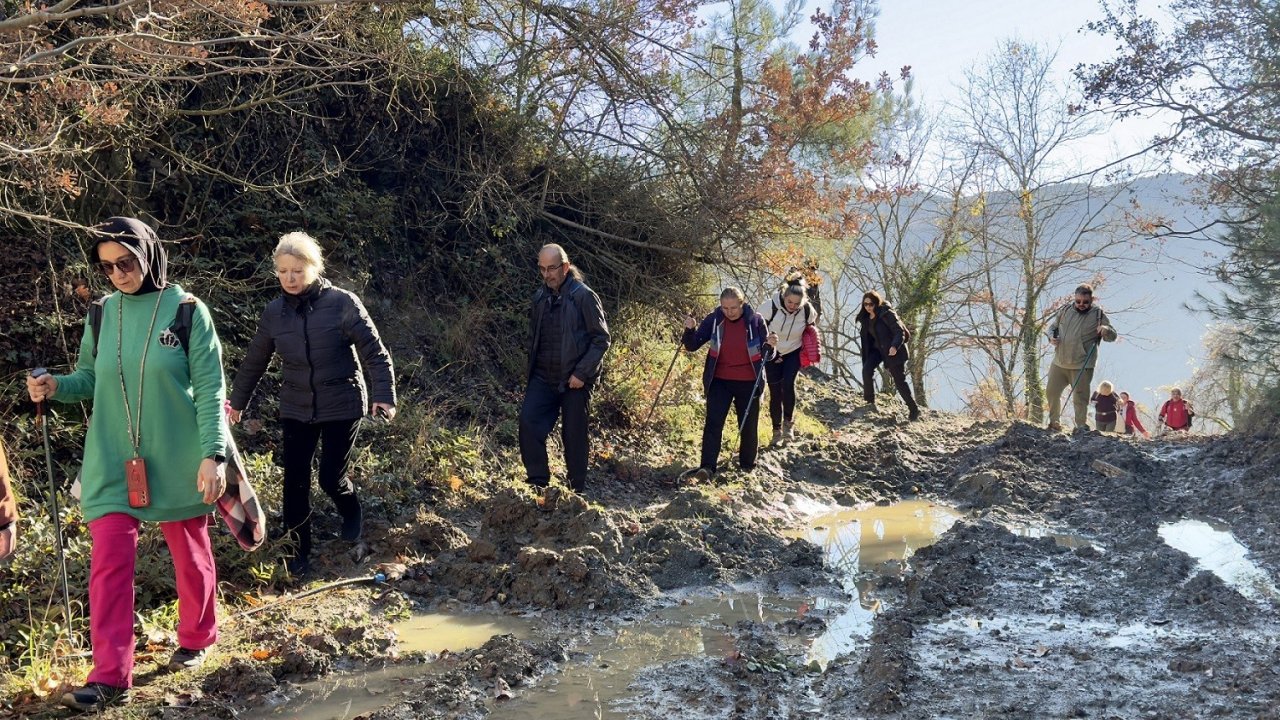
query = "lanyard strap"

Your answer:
(118, 291), (165, 456)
